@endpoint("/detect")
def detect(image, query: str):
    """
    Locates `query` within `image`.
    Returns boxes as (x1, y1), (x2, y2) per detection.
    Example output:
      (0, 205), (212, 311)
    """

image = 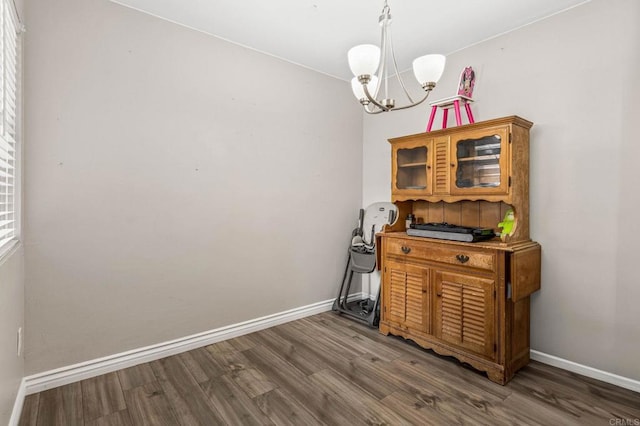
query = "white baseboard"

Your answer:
(8, 378), (26, 426)
(22, 293), (365, 396)
(530, 350), (640, 393)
